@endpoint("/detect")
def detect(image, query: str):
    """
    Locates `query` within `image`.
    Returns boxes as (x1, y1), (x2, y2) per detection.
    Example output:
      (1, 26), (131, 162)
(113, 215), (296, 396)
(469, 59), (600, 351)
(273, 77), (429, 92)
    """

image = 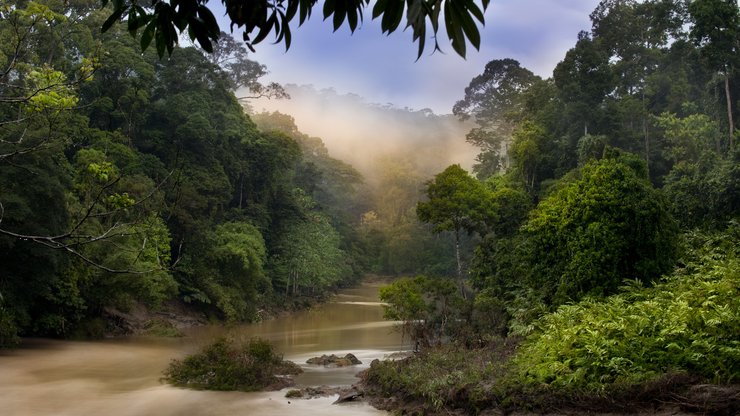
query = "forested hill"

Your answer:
(0, 1), (380, 343)
(0, 0), (480, 344)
